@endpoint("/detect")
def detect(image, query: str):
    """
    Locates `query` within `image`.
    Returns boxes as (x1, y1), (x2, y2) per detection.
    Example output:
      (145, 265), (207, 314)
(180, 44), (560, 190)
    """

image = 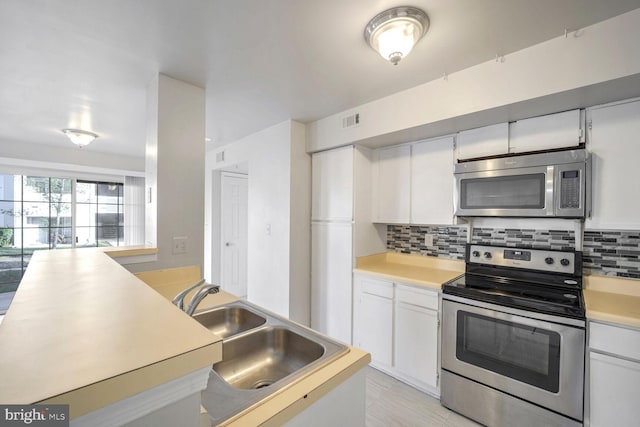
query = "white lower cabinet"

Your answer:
(353, 274), (440, 397)
(395, 286), (439, 393)
(588, 321), (640, 427)
(353, 276), (394, 368)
